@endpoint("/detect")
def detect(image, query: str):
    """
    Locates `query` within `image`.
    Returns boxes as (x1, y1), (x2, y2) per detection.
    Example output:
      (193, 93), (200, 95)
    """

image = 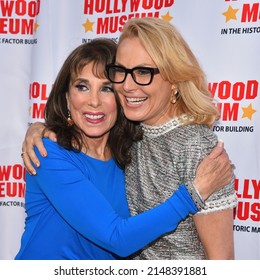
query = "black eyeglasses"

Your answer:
(106, 64), (160, 86)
